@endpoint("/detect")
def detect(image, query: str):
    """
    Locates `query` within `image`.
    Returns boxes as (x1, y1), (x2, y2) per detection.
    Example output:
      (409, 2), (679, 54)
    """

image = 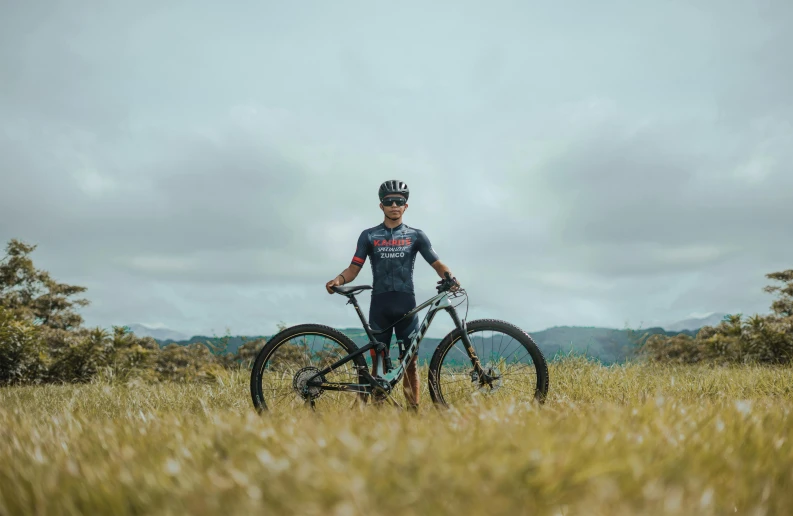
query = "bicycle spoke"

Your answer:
(432, 324), (547, 407)
(252, 329), (369, 412)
